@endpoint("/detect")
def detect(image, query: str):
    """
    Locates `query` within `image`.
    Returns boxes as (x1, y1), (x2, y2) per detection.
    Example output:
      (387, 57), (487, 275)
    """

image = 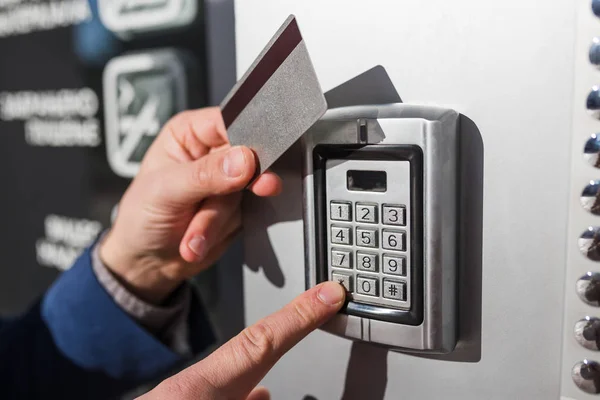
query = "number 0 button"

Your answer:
(382, 230), (405, 251)
(357, 276), (378, 297)
(382, 205), (405, 226)
(331, 226), (352, 245)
